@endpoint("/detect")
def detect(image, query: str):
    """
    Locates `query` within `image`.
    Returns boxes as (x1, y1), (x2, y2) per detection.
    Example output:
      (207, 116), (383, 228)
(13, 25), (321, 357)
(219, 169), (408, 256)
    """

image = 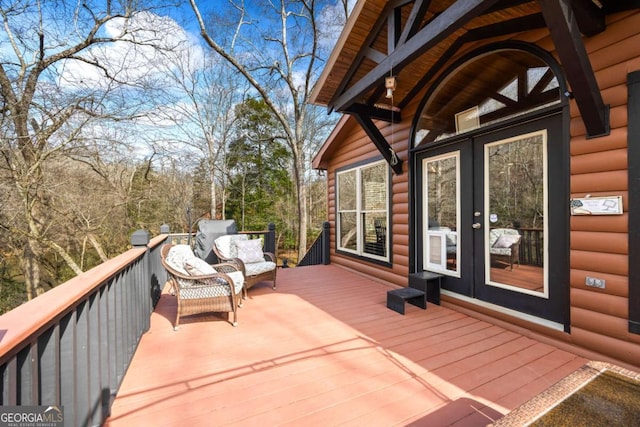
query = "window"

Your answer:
(414, 48), (561, 147)
(337, 160), (389, 261)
